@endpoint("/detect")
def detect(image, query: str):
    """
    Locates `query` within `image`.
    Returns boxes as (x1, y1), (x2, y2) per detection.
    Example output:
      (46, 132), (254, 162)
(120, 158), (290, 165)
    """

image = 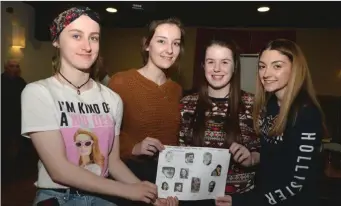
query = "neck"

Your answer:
(81, 155), (91, 166)
(140, 62), (167, 85)
(275, 87), (287, 106)
(208, 84), (230, 98)
(58, 66), (91, 87)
